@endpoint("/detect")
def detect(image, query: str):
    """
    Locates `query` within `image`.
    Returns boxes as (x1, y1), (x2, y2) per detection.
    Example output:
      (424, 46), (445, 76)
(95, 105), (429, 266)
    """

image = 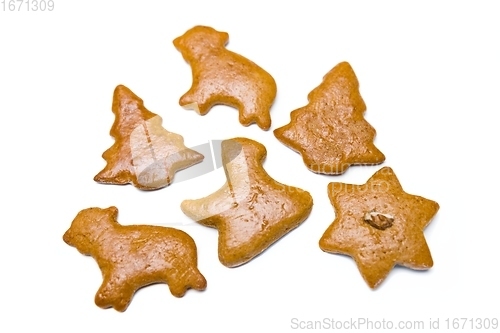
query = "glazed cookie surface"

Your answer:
(274, 61), (385, 174)
(174, 26), (276, 130)
(181, 137), (313, 267)
(63, 206), (207, 312)
(319, 167), (439, 288)
(94, 85), (204, 190)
